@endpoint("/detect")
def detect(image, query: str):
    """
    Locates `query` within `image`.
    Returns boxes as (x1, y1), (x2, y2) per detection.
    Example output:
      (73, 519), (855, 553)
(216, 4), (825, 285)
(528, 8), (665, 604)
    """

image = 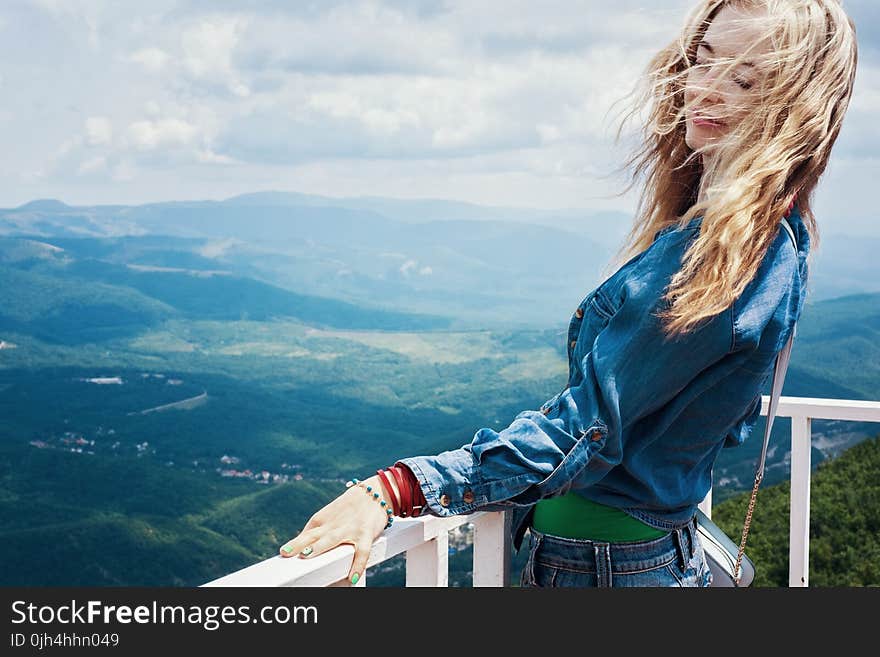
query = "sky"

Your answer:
(1, 0), (877, 234)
